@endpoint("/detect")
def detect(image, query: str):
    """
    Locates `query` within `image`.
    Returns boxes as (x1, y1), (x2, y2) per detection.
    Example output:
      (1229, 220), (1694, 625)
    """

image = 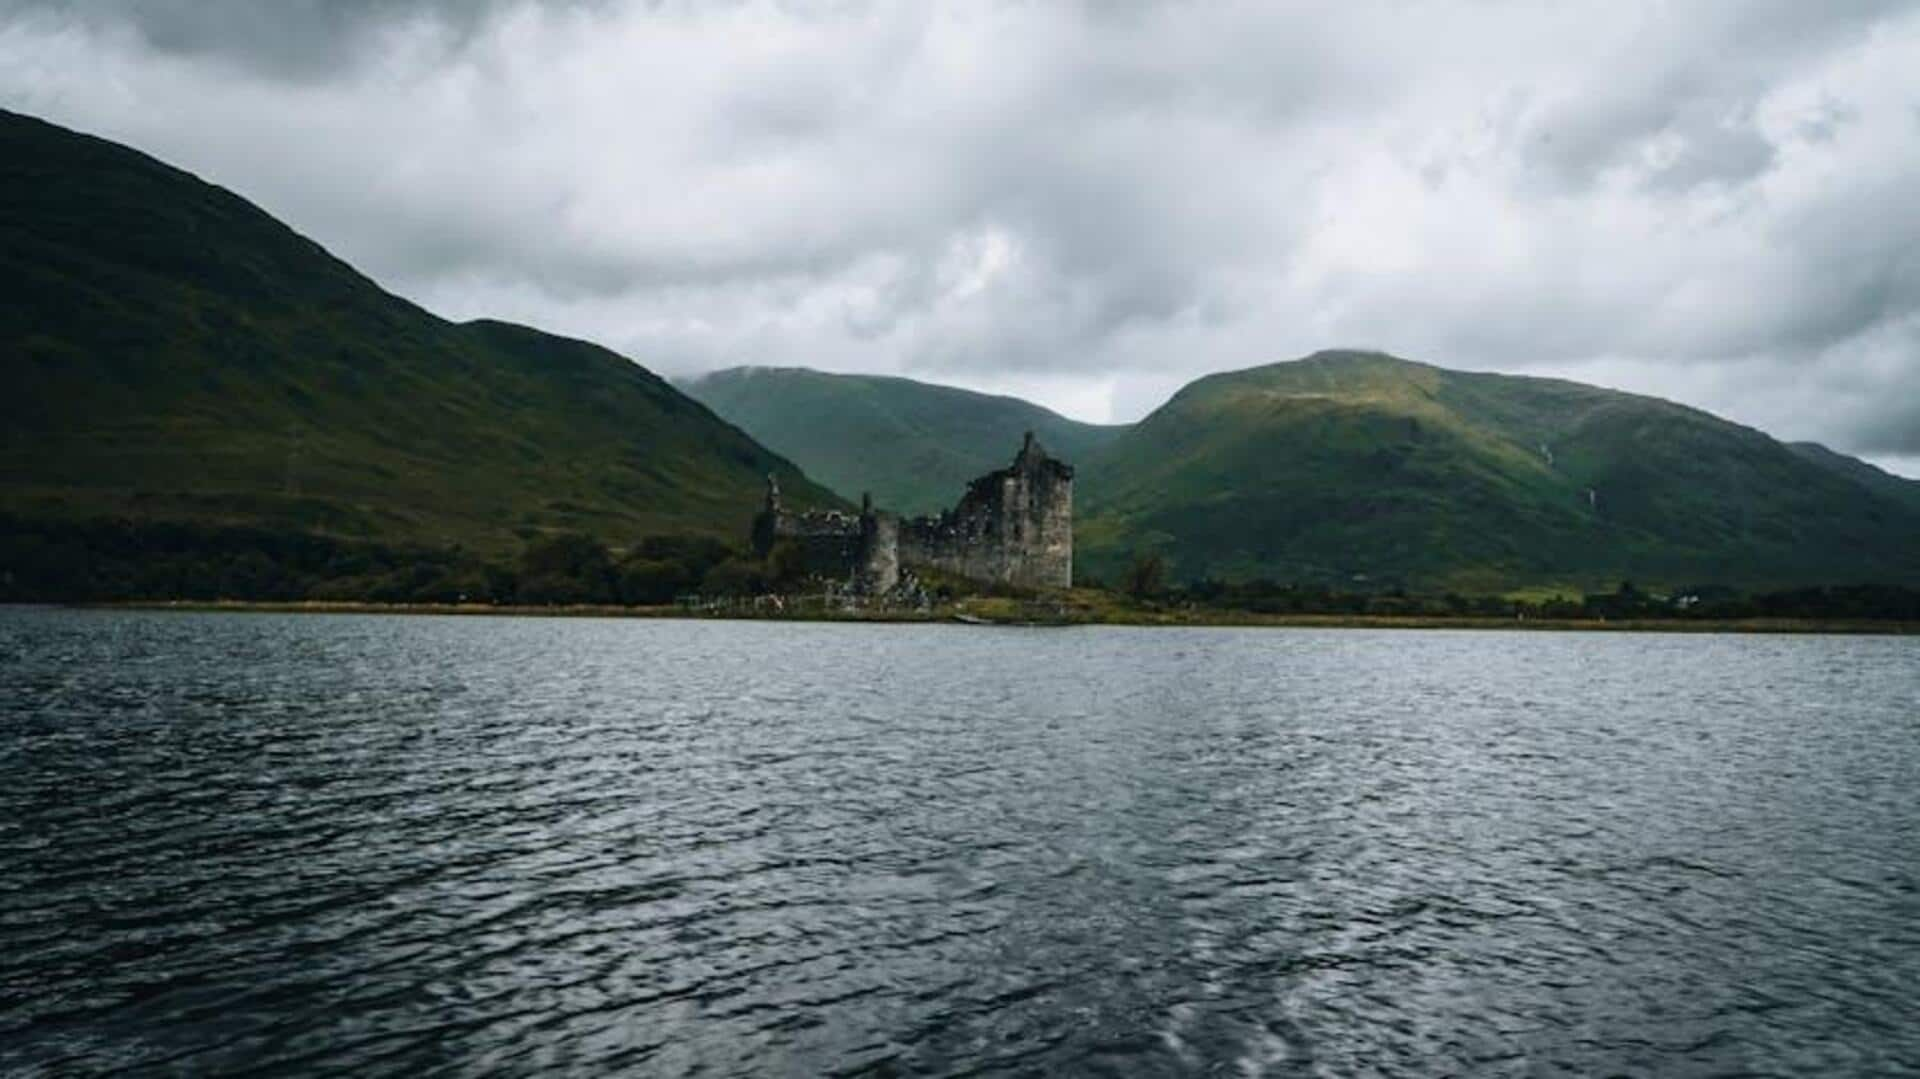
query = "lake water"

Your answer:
(3, 608), (1917, 1075)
